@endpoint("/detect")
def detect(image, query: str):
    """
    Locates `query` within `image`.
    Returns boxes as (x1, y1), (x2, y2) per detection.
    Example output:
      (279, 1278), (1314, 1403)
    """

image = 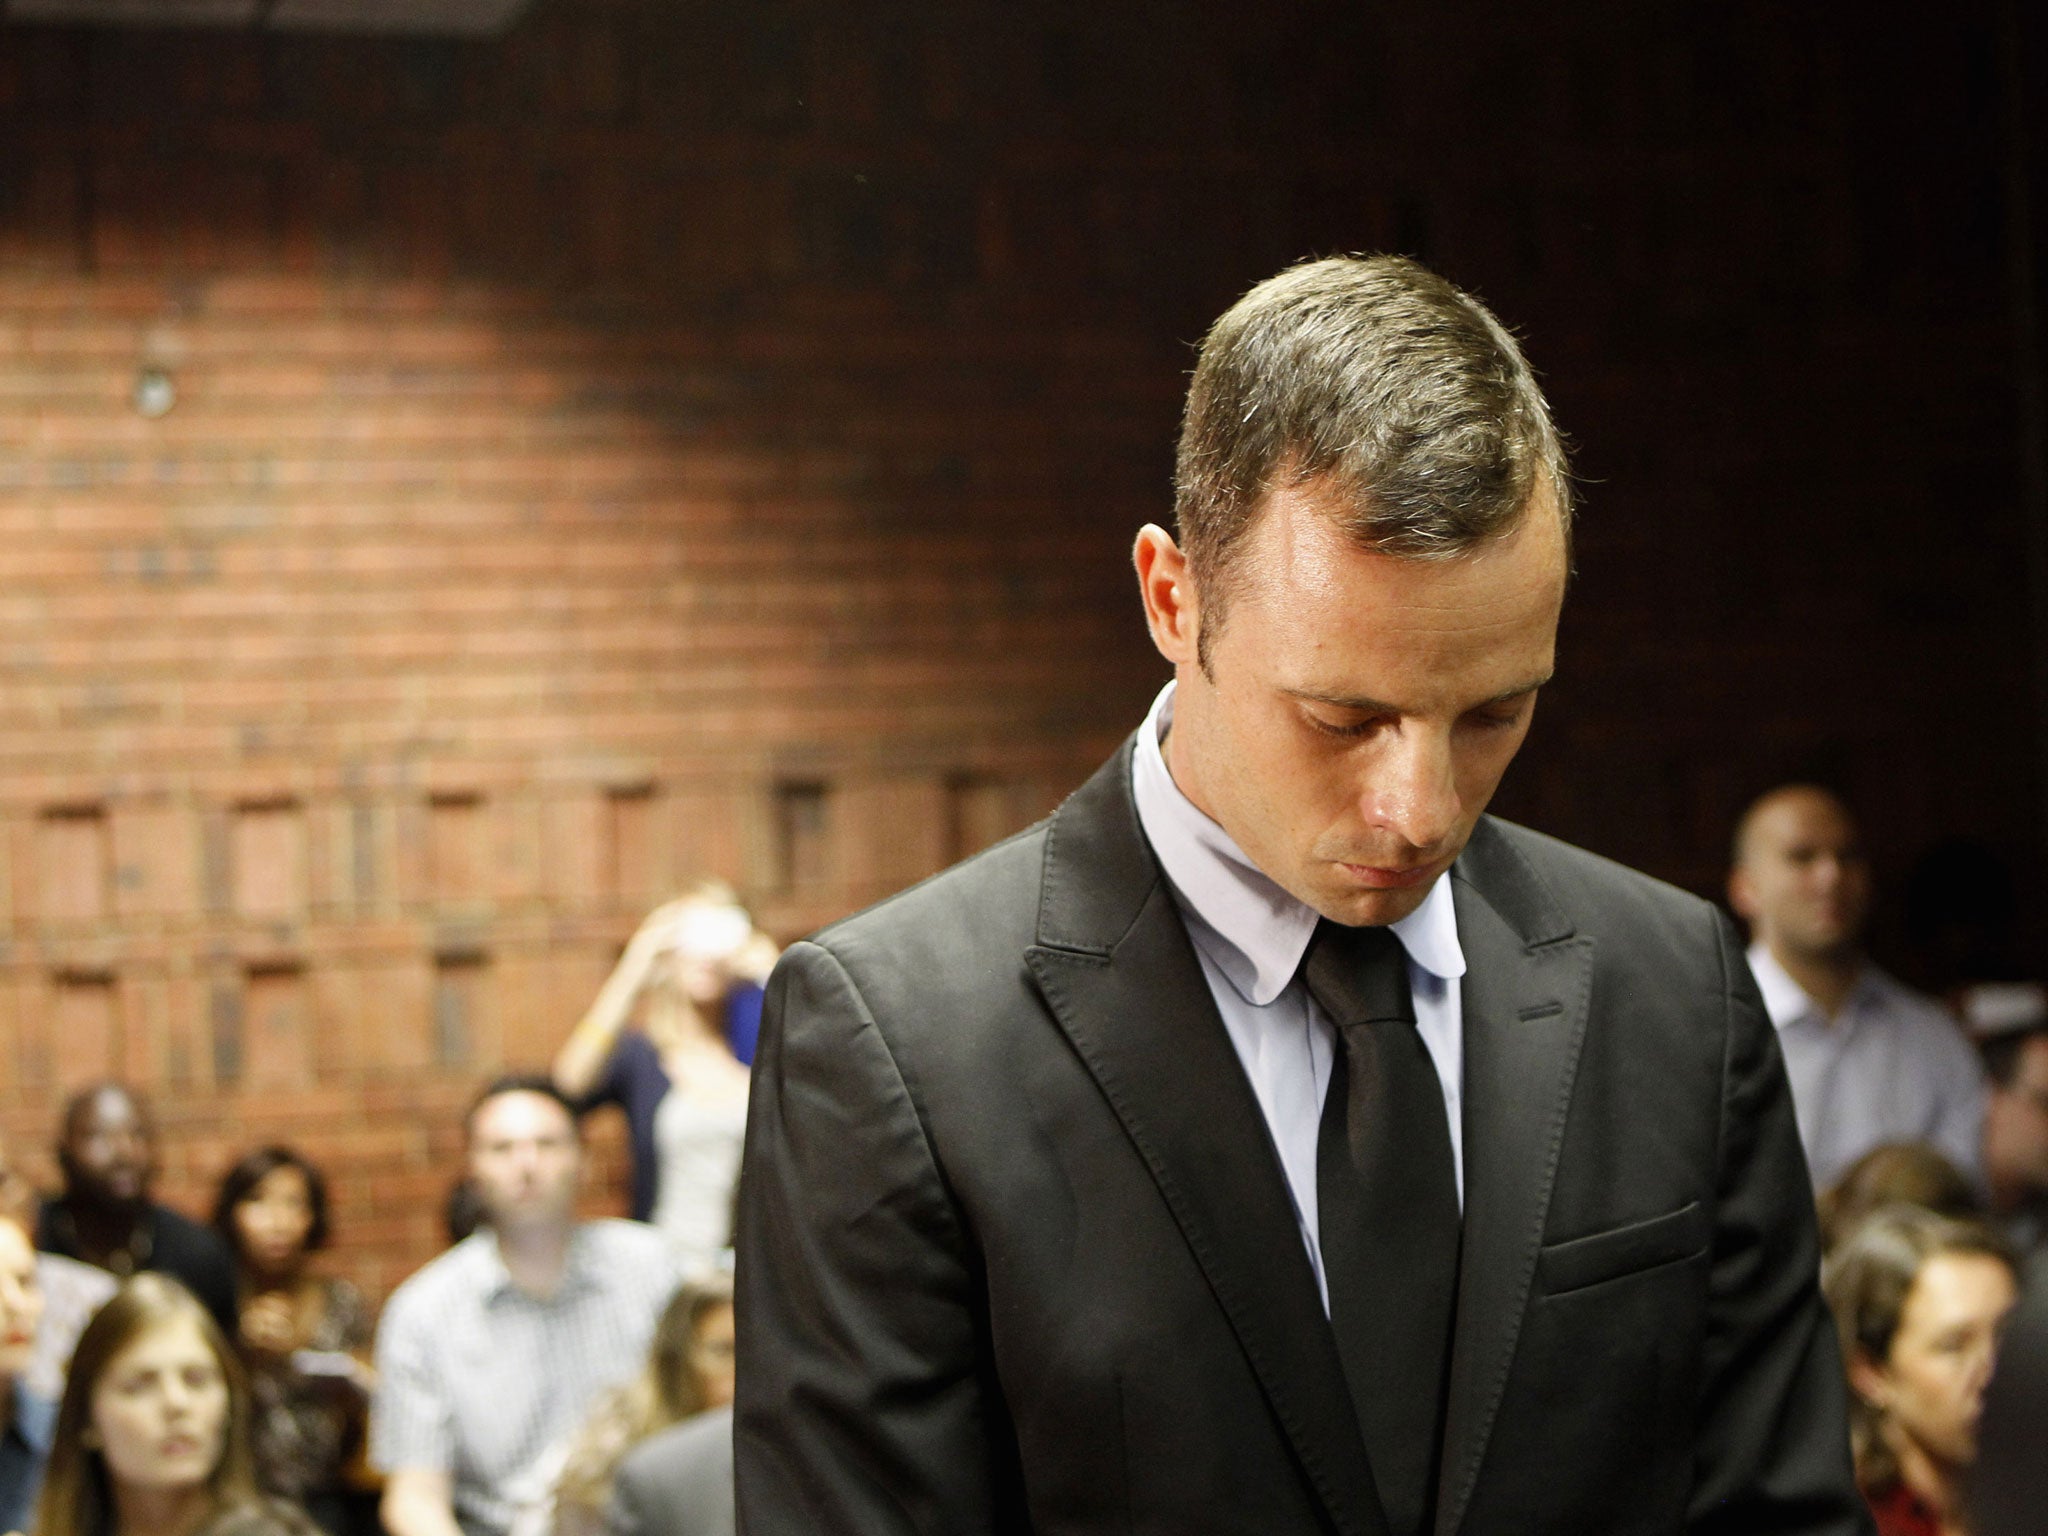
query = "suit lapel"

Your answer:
(1434, 821), (1593, 1536)
(1026, 744), (1392, 1536)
